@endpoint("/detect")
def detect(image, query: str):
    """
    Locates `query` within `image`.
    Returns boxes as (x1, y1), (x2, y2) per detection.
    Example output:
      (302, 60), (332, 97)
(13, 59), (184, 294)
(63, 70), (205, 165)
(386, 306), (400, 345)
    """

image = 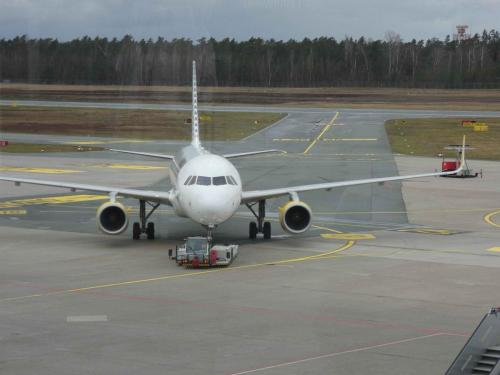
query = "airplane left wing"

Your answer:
(241, 168), (459, 203)
(242, 137), (466, 203)
(0, 176), (172, 205)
